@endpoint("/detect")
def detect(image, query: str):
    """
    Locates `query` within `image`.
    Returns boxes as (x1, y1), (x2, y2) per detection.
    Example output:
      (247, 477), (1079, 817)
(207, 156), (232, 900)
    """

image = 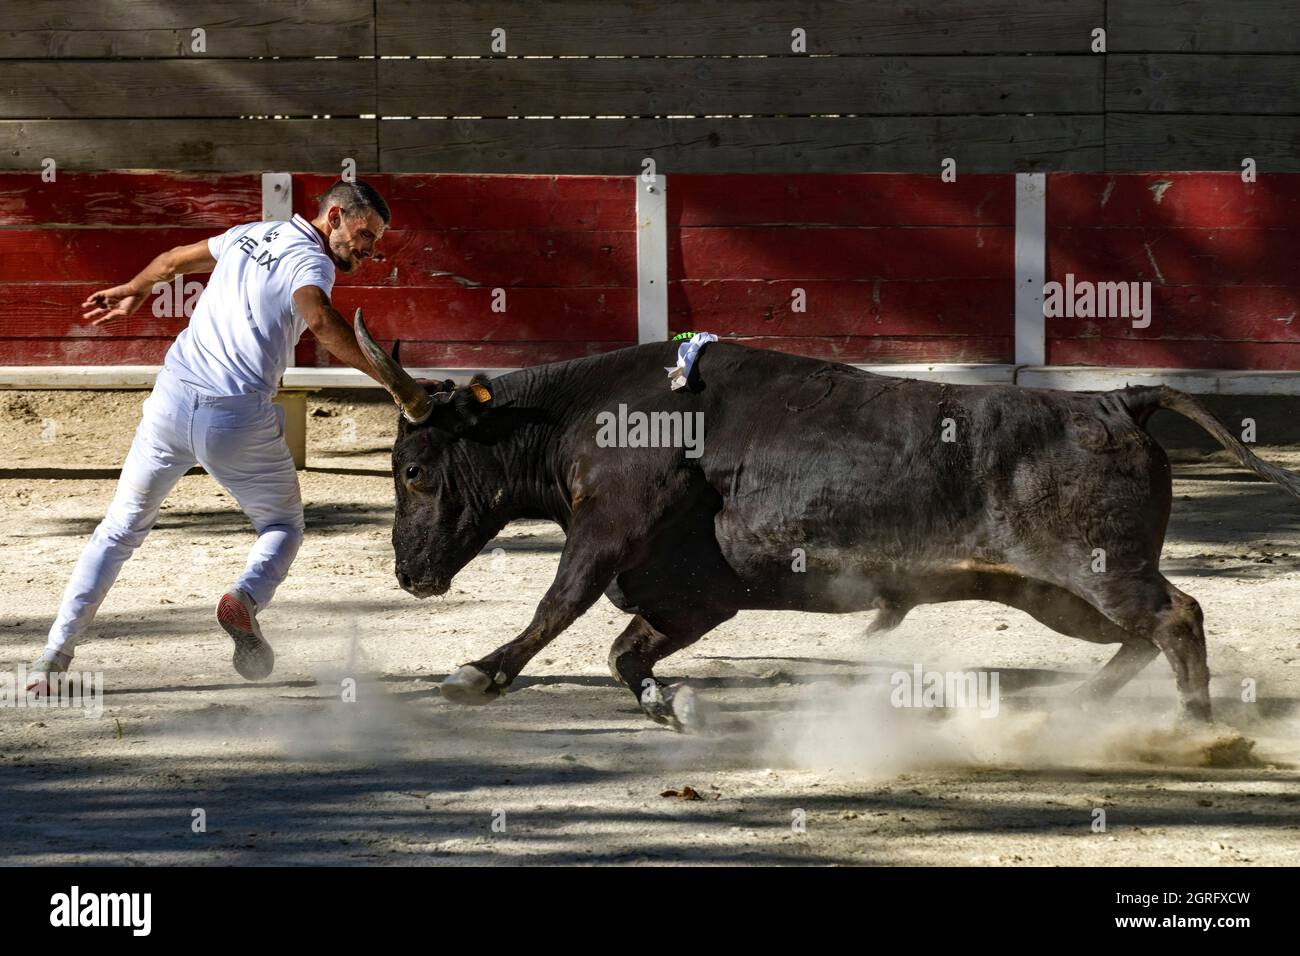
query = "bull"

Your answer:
(354, 313), (1300, 730)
